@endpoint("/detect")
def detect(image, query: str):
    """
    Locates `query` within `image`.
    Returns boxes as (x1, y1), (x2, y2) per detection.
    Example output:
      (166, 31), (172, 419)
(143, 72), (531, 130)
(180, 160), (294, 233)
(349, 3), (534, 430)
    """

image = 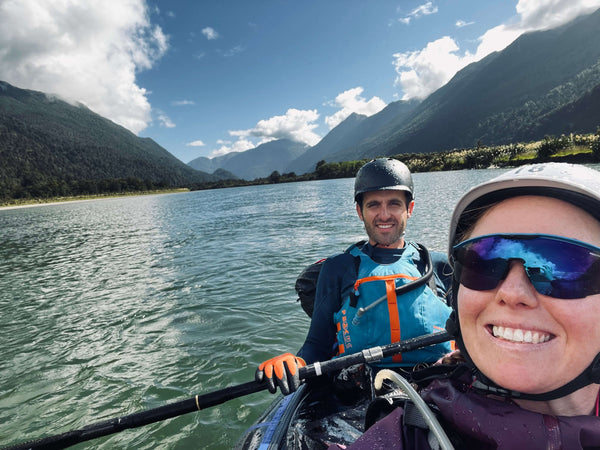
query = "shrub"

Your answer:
(537, 135), (572, 158)
(592, 128), (600, 161)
